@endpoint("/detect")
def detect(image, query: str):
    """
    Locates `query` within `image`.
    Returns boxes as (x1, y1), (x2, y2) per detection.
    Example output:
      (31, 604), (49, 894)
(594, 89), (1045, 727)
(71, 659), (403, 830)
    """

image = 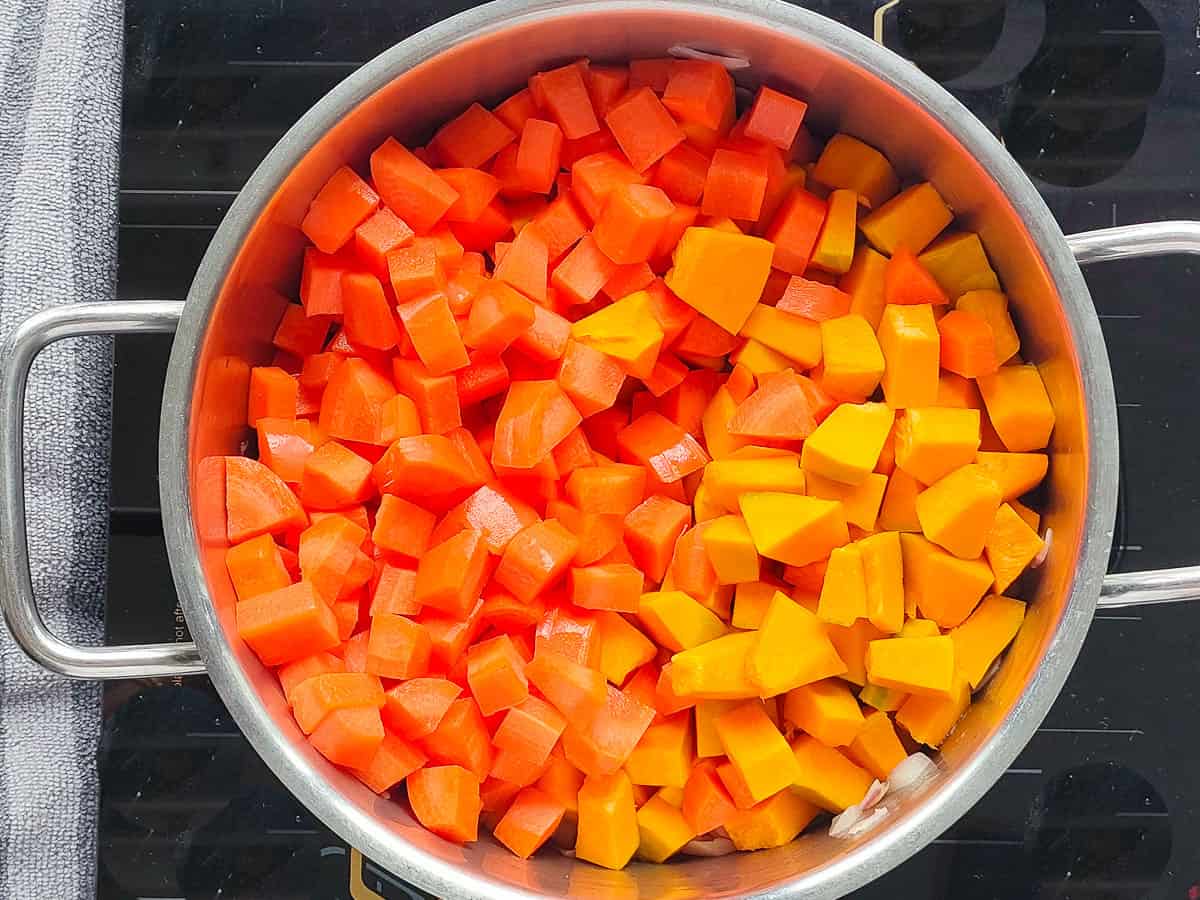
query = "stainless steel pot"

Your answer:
(3, 1), (1200, 897)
